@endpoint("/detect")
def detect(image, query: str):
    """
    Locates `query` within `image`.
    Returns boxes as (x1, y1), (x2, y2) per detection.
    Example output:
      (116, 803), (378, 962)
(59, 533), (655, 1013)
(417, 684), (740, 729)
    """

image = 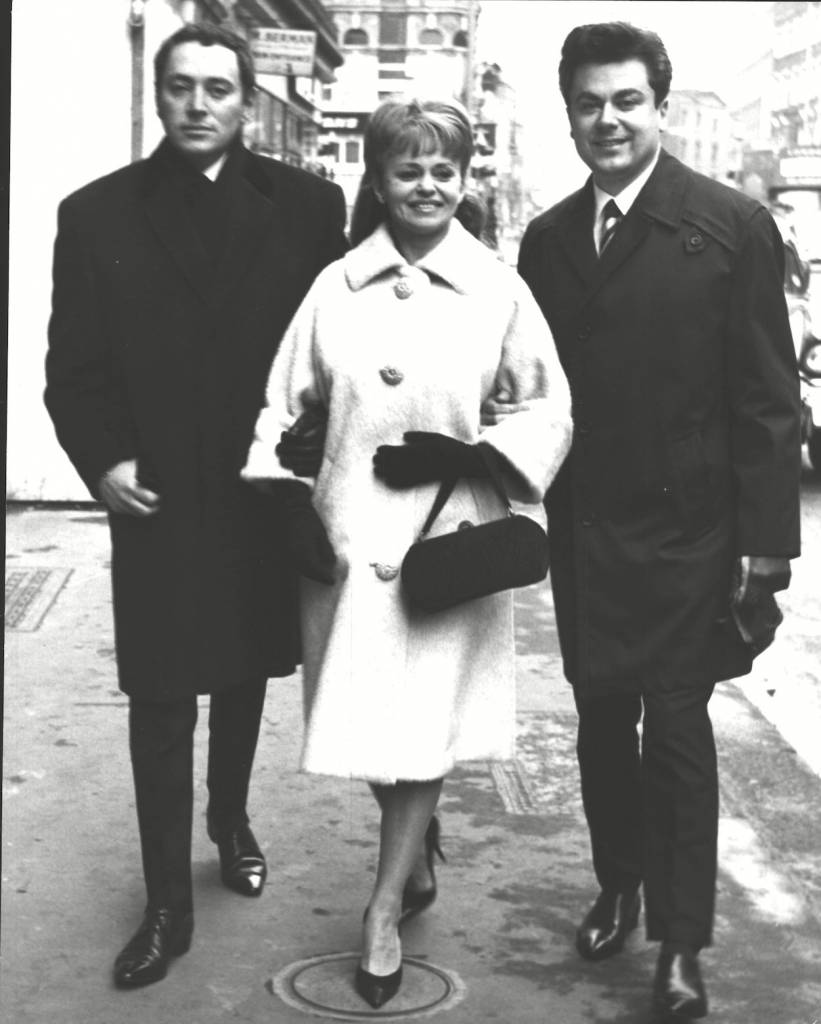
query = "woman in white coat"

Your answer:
(243, 98), (572, 1008)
